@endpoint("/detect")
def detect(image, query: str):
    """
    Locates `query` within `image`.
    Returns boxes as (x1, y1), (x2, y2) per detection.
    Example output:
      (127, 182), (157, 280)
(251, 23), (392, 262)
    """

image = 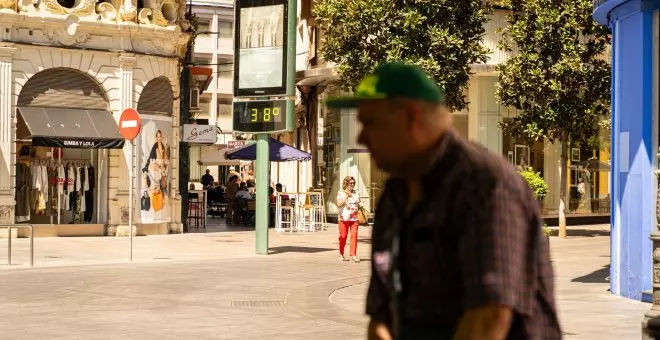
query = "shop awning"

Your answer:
(17, 107), (125, 149)
(199, 144), (250, 166)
